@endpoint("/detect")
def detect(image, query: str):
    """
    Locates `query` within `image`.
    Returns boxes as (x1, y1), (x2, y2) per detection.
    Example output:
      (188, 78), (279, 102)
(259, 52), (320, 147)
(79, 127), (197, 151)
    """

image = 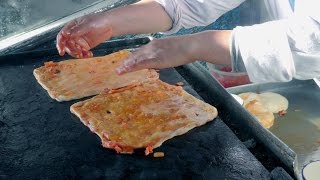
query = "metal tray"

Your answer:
(227, 79), (320, 178)
(176, 63), (295, 175)
(0, 38), (271, 179)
